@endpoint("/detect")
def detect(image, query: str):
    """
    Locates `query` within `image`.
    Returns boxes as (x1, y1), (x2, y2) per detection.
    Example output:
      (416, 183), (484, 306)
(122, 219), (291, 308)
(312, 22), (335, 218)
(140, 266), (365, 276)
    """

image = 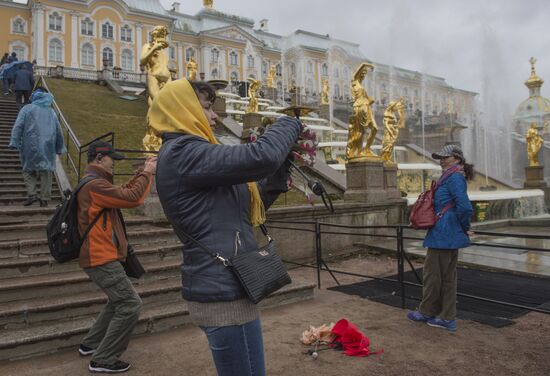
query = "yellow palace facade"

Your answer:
(0, 0), (476, 120)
